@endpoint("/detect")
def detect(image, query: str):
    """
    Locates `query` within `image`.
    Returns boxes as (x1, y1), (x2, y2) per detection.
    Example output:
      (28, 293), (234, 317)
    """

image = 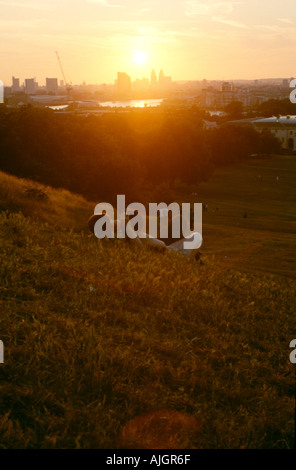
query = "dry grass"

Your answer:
(0, 160), (295, 449)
